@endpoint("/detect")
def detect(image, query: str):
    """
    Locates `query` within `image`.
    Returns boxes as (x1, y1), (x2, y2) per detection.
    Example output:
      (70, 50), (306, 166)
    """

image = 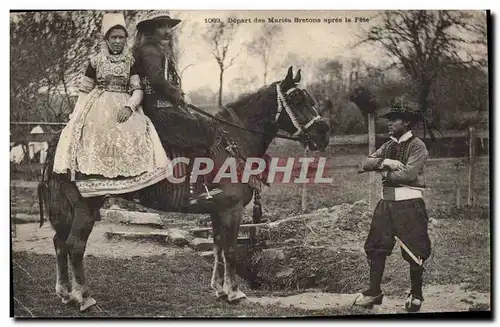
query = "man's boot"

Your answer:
(354, 254), (386, 308)
(405, 264), (424, 312)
